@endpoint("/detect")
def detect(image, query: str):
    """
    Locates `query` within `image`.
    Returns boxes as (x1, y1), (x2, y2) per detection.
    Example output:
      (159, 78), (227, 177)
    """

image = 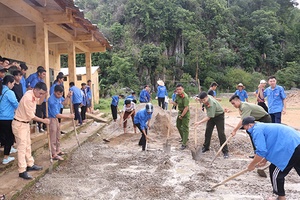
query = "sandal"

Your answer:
(57, 152), (65, 156)
(0, 194), (5, 200)
(52, 155), (64, 161)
